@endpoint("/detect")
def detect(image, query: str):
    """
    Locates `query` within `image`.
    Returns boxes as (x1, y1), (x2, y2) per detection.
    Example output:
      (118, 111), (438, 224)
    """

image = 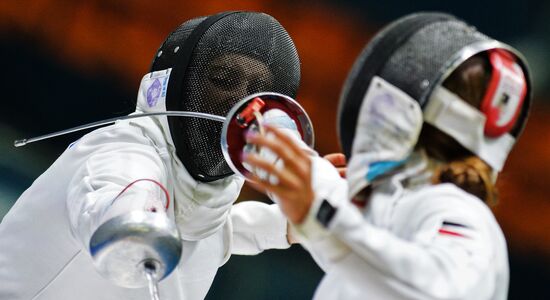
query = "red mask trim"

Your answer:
(481, 49), (527, 137)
